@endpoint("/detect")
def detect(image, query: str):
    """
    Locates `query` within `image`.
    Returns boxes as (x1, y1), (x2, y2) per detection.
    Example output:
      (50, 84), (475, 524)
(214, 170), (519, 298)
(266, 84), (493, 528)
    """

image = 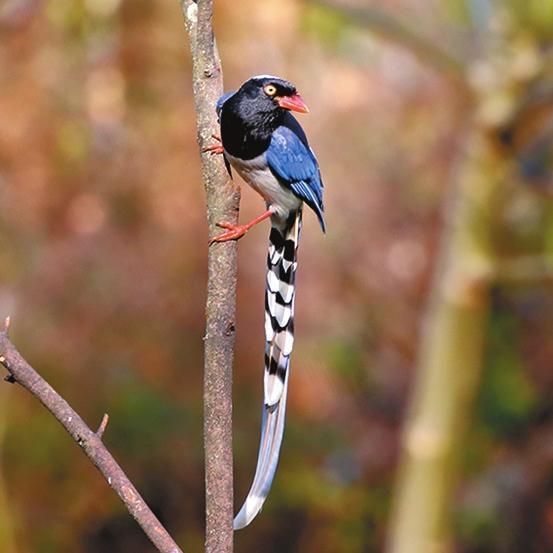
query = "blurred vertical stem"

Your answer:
(385, 8), (552, 545)
(180, 2), (238, 552)
(387, 126), (508, 552)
